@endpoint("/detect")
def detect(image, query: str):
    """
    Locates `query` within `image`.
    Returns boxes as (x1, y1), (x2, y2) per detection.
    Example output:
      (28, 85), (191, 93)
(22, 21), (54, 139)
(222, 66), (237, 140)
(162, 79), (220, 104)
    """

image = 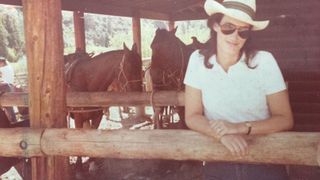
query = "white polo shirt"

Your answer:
(184, 50), (286, 123)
